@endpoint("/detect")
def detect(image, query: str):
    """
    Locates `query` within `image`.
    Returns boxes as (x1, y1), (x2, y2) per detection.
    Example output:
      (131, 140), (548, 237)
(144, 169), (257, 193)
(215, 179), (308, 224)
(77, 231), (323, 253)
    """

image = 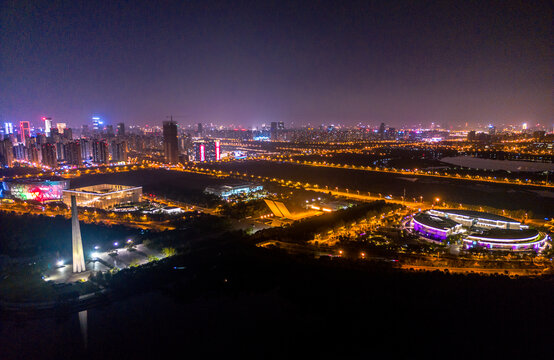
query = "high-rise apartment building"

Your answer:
(41, 143), (58, 168)
(193, 141), (205, 162)
(117, 122), (125, 136)
(110, 140), (128, 162)
(28, 143), (41, 164)
(92, 140), (109, 164)
(0, 138), (14, 167)
(205, 139), (221, 161)
(163, 121), (179, 164)
(80, 139), (92, 161)
(19, 121), (30, 145)
(64, 141), (82, 166)
(4, 122), (13, 135)
(42, 117), (52, 136)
